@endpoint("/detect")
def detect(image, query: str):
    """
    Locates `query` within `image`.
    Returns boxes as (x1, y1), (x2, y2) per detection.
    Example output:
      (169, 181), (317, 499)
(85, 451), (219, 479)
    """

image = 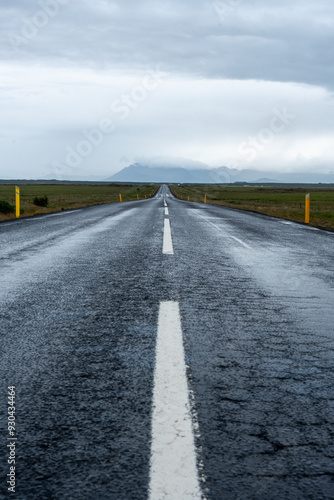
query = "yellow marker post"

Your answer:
(137, 194), (139, 200)
(305, 193), (310, 223)
(188, 196), (189, 201)
(15, 186), (20, 218)
(204, 195), (207, 204)
(119, 194), (122, 202)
